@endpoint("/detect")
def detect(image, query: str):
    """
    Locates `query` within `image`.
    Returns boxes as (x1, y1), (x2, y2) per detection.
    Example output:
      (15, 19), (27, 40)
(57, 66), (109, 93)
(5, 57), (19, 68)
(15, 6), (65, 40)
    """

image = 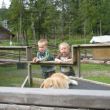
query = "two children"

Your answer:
(33, 39), (75, 78)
